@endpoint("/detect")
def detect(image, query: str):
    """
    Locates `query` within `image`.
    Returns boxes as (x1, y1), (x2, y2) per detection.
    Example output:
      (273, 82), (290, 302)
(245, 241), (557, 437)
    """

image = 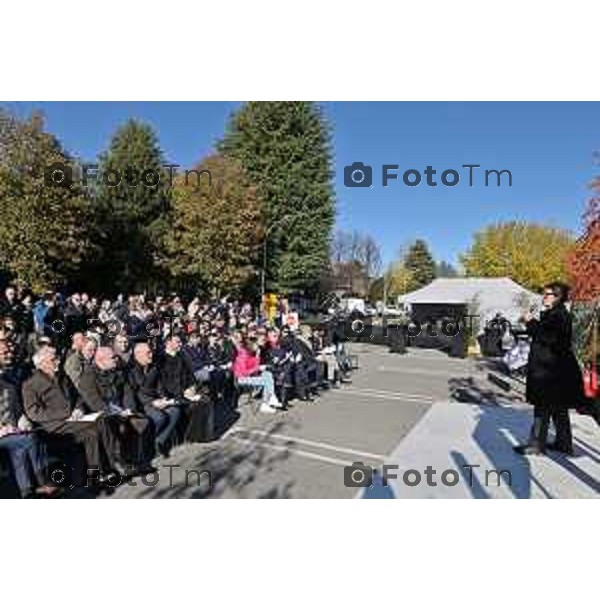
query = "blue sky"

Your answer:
(4, 101), (598, 268)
